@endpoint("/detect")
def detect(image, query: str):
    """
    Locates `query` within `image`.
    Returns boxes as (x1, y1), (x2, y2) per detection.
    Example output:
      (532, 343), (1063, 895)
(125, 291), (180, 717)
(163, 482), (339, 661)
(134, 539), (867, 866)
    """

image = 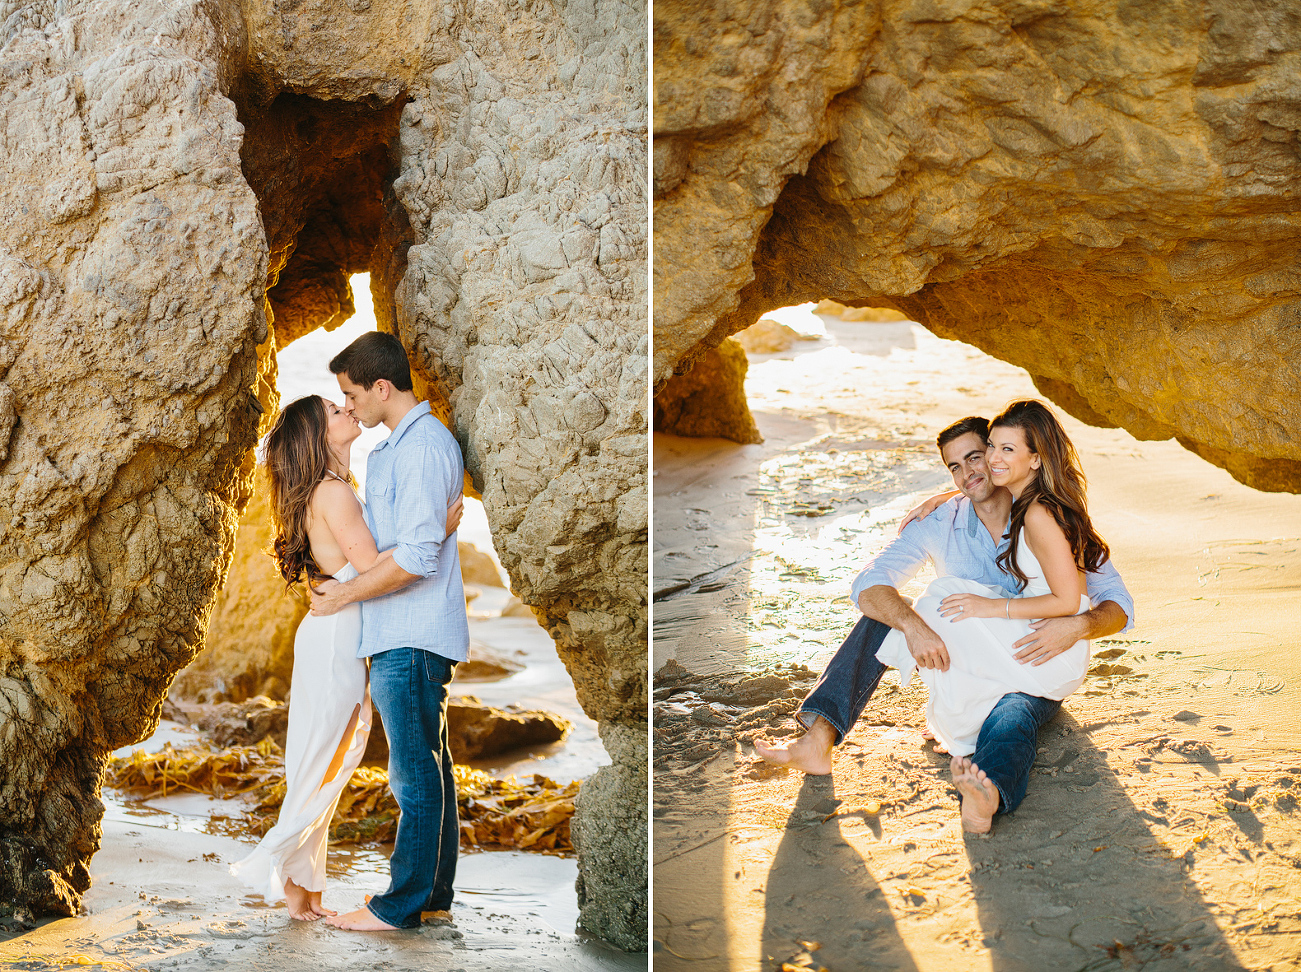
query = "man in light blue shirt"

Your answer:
(756, 416), (1135, 833)
(309, 331), (468, 930)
